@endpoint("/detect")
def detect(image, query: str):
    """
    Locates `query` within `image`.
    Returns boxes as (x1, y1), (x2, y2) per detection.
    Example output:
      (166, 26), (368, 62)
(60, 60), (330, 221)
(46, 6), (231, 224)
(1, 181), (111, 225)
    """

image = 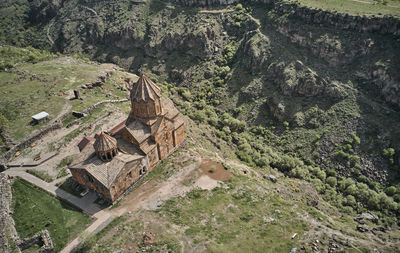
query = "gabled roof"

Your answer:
(70, 144), (144, 189)
(109, 120), (126, 134)
(124, 120), (151, 144)
(161, 98), (179, 120)
(130, 75), (162, 102)
(77, 137), (96, 152)
(94, 132), (117, 153)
